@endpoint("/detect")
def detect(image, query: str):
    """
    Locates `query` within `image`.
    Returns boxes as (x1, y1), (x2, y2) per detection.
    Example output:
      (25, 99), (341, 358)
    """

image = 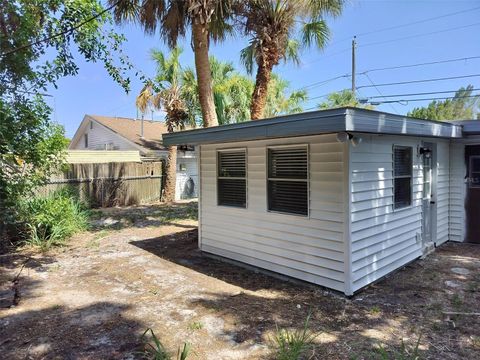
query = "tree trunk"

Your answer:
(163, 145), (177, 203)
(192, 22), (218, 128)
(250, 60), (274, 120)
